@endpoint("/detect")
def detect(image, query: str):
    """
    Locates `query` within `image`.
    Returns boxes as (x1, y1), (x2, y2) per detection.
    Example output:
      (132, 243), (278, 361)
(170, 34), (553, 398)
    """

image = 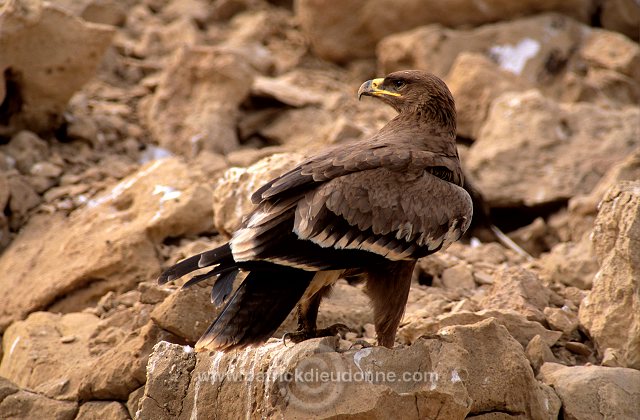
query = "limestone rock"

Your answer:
(78, 322), (176, 400)
(1, 130), (49, 174)
(212, 152), (305, 236)
(0, 388), (77, 420)
(0, 312), (100, 400)
(140, 319), (559, 419)
(137, 341), (196, 419)
(0, 0), (115, 135)
(296, 1), (593, 63)
(539, 363), (640, 419)
(0, 157), (213, 331)
(151, 283), (219, 344)
(446, 53), (529, 139)
(601, 0), (640, 41)
(75, 401), (130, 420)
(479, 267), (551, 323)
(579, 181), (640, 369)
(143, 46), (254, 157)
(378, 14), (639, 107)
(544, 307), (579, 337)
(525, 334), (557, 372)
(466, 90), (640, 207)
(399, 309), (562, 350)
(538, 233), (598, 290)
